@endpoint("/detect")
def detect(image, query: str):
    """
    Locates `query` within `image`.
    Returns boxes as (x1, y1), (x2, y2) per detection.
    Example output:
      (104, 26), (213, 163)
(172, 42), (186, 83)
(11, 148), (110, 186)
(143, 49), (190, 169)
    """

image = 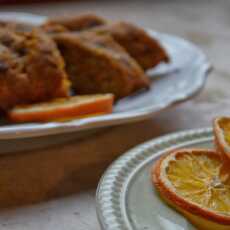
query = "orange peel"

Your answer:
(8, 94), (114, 122)
(213, 117), (230, 183)
(152, 148), (230, 230)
